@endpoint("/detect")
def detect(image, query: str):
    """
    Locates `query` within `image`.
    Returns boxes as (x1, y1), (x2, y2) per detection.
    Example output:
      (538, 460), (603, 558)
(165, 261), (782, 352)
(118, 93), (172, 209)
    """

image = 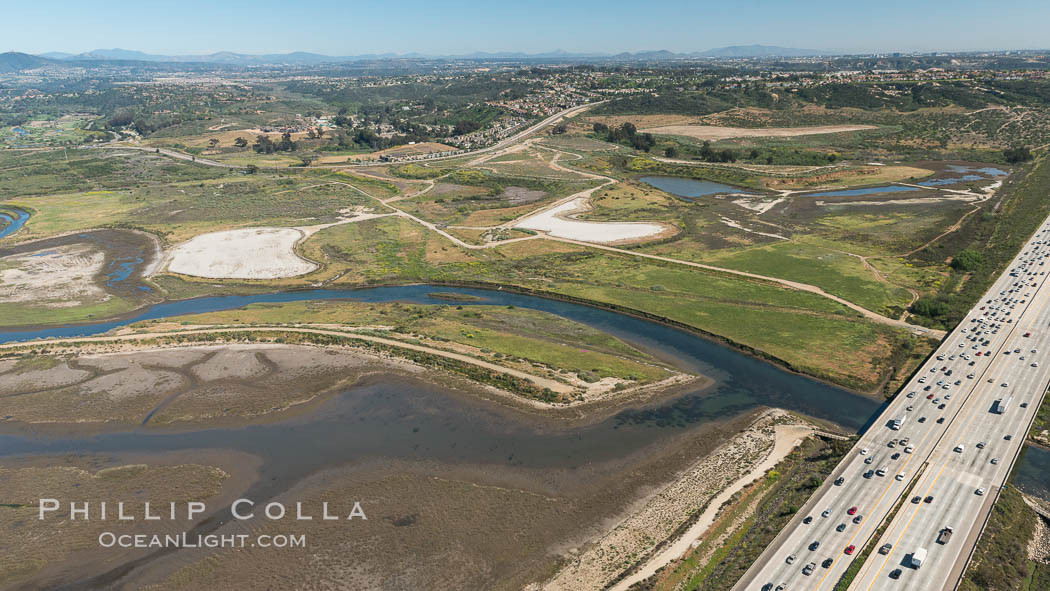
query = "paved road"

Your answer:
(733, 213), (1050, 591)
(82, 102), (603, 171)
